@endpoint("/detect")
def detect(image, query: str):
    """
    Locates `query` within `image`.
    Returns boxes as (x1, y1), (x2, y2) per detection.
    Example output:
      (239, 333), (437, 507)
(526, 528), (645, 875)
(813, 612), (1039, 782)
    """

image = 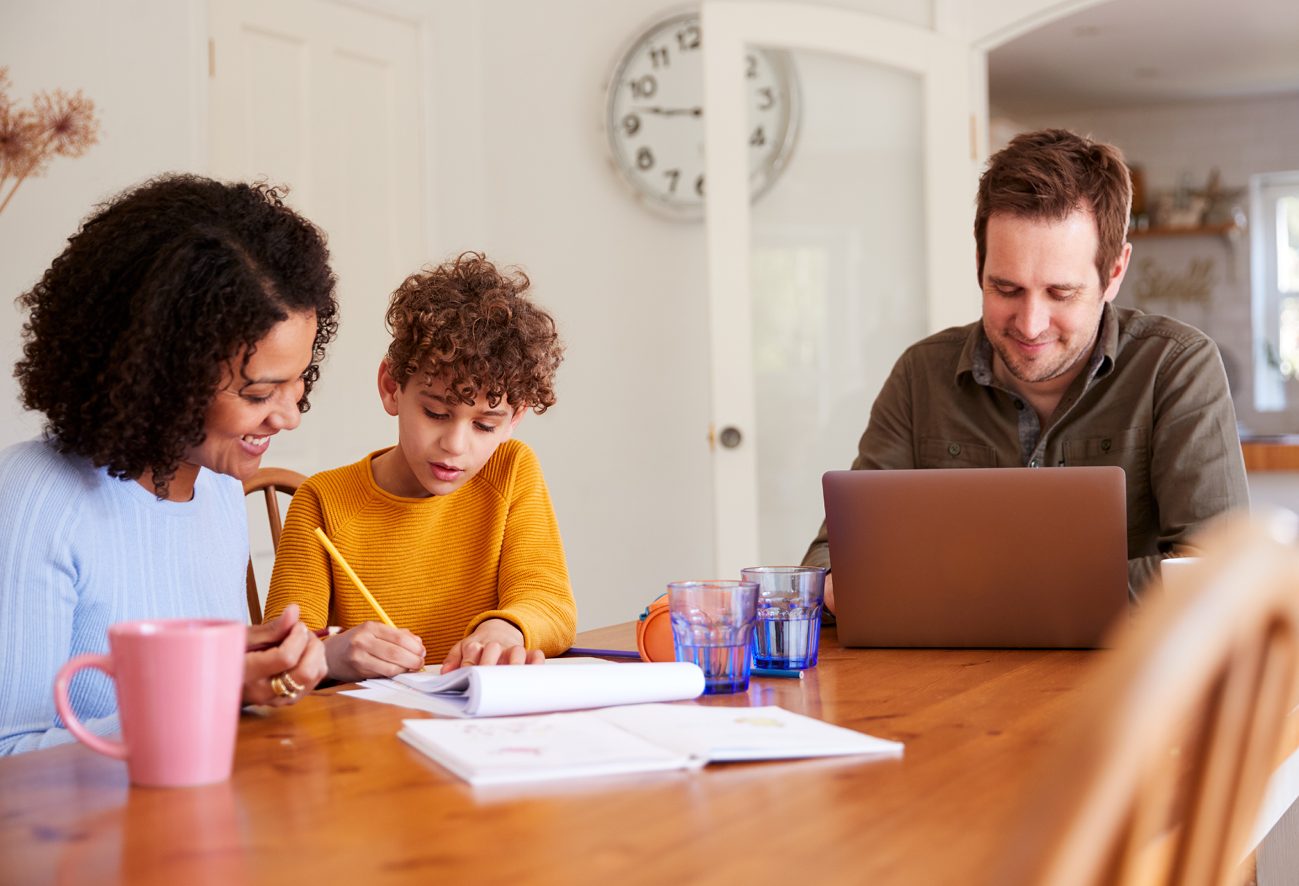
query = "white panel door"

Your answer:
(701, 2), (974, 575)
(209, 0), (428, 607)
